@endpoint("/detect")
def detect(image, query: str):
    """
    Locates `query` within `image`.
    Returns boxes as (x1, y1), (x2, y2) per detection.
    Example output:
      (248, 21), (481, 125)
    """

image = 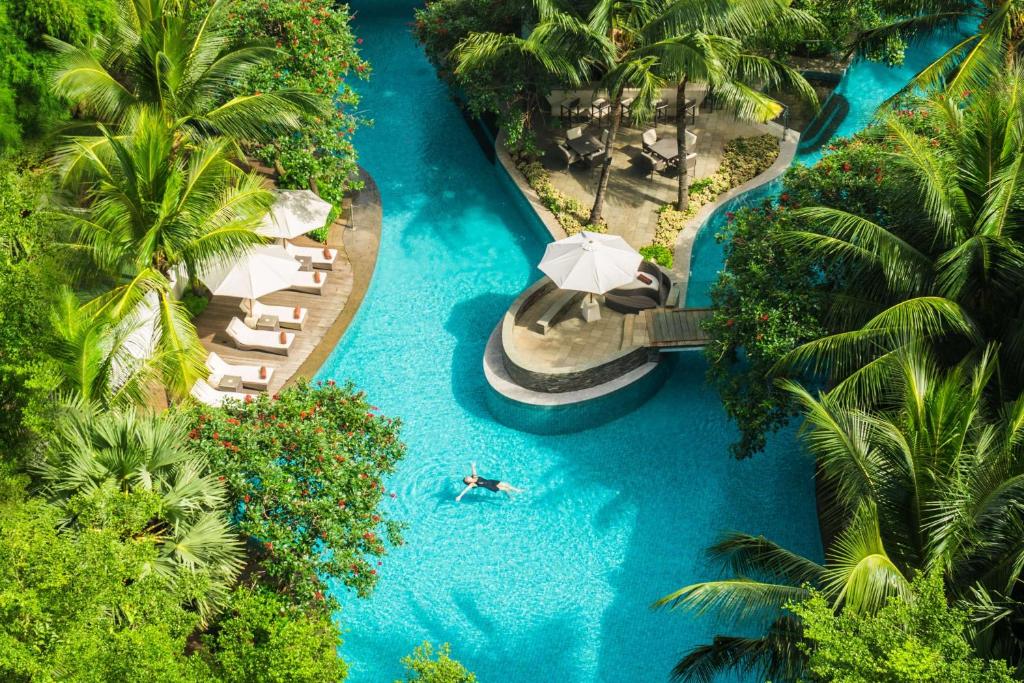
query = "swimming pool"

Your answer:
(686, 30), (964, 308)
(317, 4), (963, 680)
